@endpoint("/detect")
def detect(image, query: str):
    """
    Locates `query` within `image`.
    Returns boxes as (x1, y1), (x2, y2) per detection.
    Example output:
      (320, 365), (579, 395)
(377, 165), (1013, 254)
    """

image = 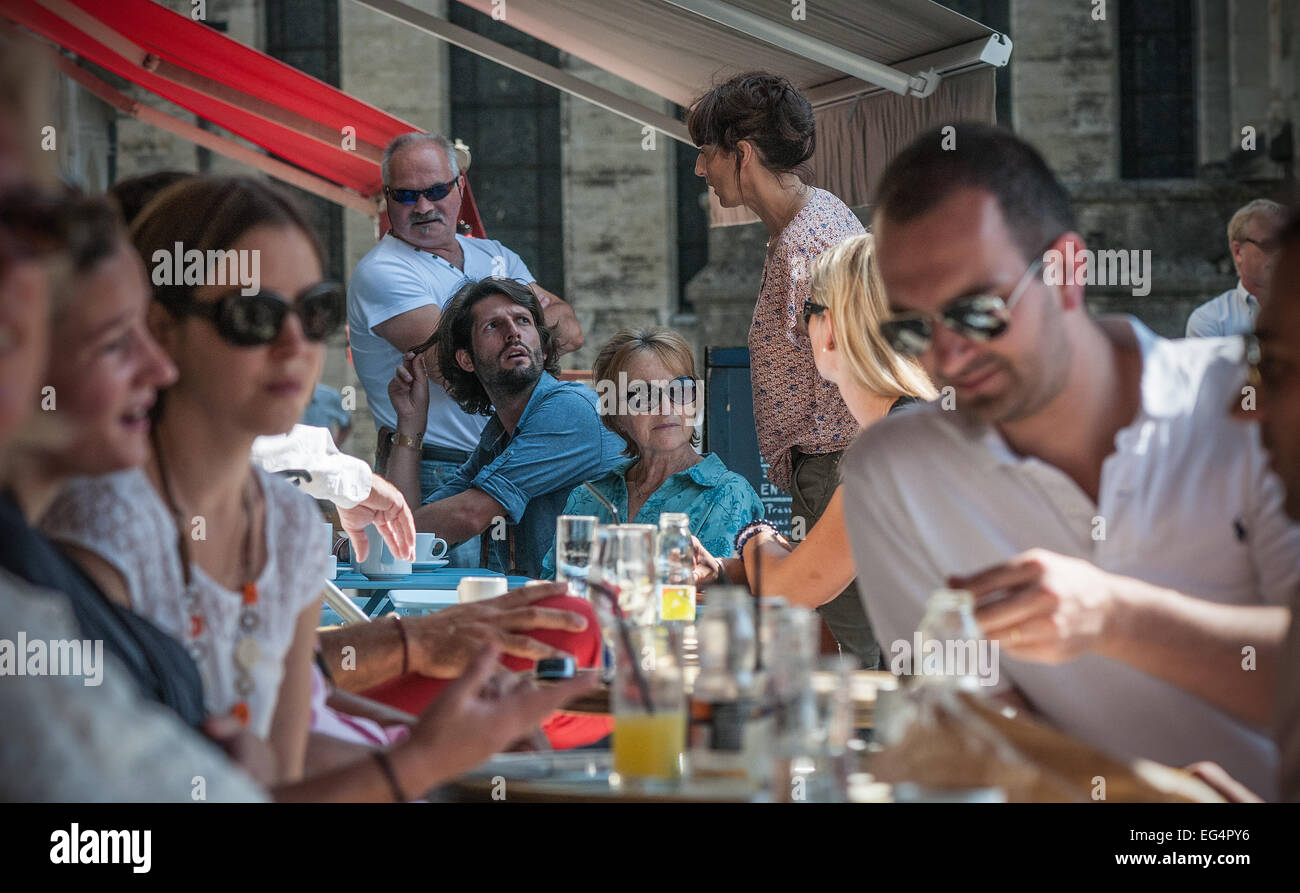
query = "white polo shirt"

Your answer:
(1185, 281), (1258, 338)
(347, 233), (534, 453)
(842, 317), (1298, 799)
